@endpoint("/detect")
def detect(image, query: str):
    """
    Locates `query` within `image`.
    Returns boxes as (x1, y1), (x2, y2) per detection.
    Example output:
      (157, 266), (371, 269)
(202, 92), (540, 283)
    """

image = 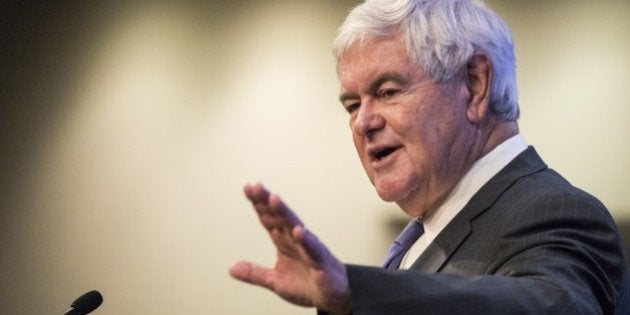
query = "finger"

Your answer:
(292, 225), (331, 267)
(244, 184), (302, 232)
(269, 193), (303, 227)
(229, 261), (274, 290)
(243, 184), (301, 254)
(243, 183), (271, 206)
(266, 193), (311, 255)
(243, 183), (280, 230)
(243, 183), (315, 258)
